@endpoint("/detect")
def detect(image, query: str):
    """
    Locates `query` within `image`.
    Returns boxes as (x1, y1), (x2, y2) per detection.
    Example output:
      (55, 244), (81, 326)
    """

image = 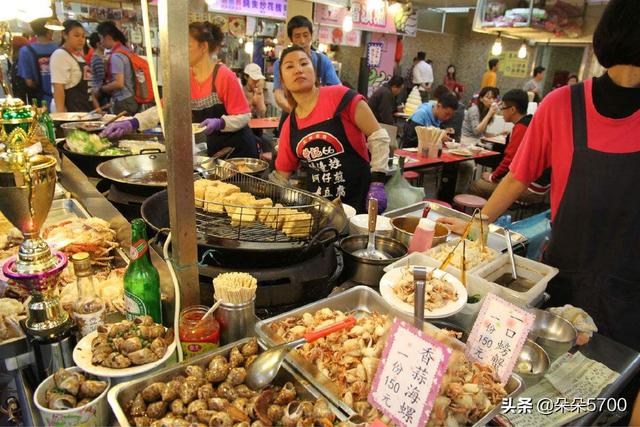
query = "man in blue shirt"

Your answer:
(273, 16), (341, 114)
(17, 18), (58, 105)
(402, 91), (458, 148)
